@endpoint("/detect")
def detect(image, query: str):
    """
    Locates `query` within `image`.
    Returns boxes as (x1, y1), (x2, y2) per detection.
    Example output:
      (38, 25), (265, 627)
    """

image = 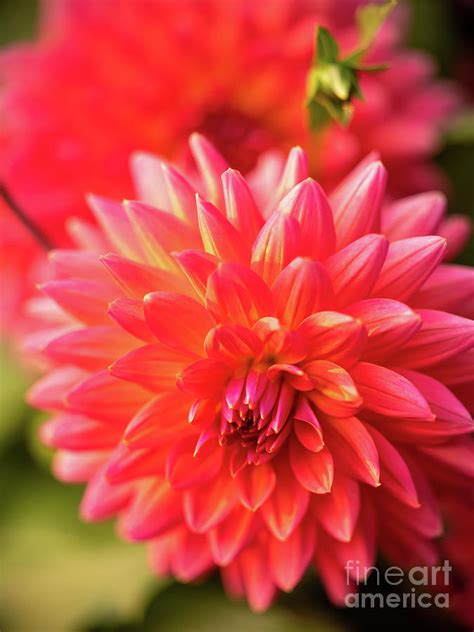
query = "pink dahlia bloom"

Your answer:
(0, 0), (463, 332)
(27, 135), (473, 613)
